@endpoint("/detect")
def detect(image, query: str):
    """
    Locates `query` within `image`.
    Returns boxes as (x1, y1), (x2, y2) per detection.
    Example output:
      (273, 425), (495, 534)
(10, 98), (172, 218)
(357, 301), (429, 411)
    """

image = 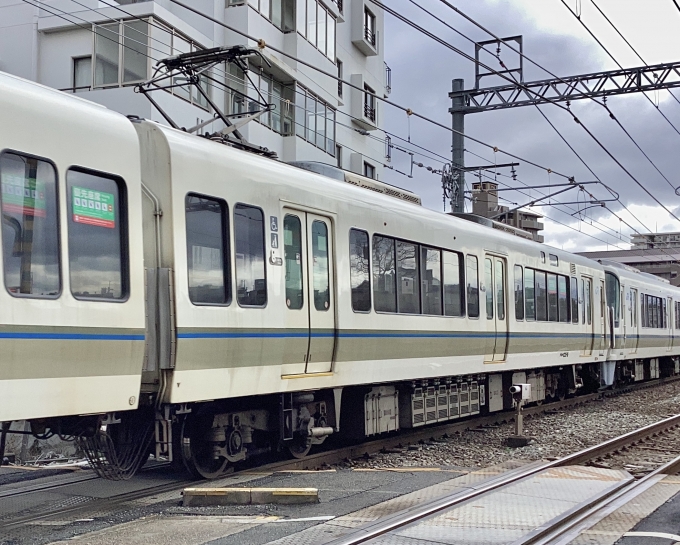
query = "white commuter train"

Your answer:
(0, 71), (678, 478)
